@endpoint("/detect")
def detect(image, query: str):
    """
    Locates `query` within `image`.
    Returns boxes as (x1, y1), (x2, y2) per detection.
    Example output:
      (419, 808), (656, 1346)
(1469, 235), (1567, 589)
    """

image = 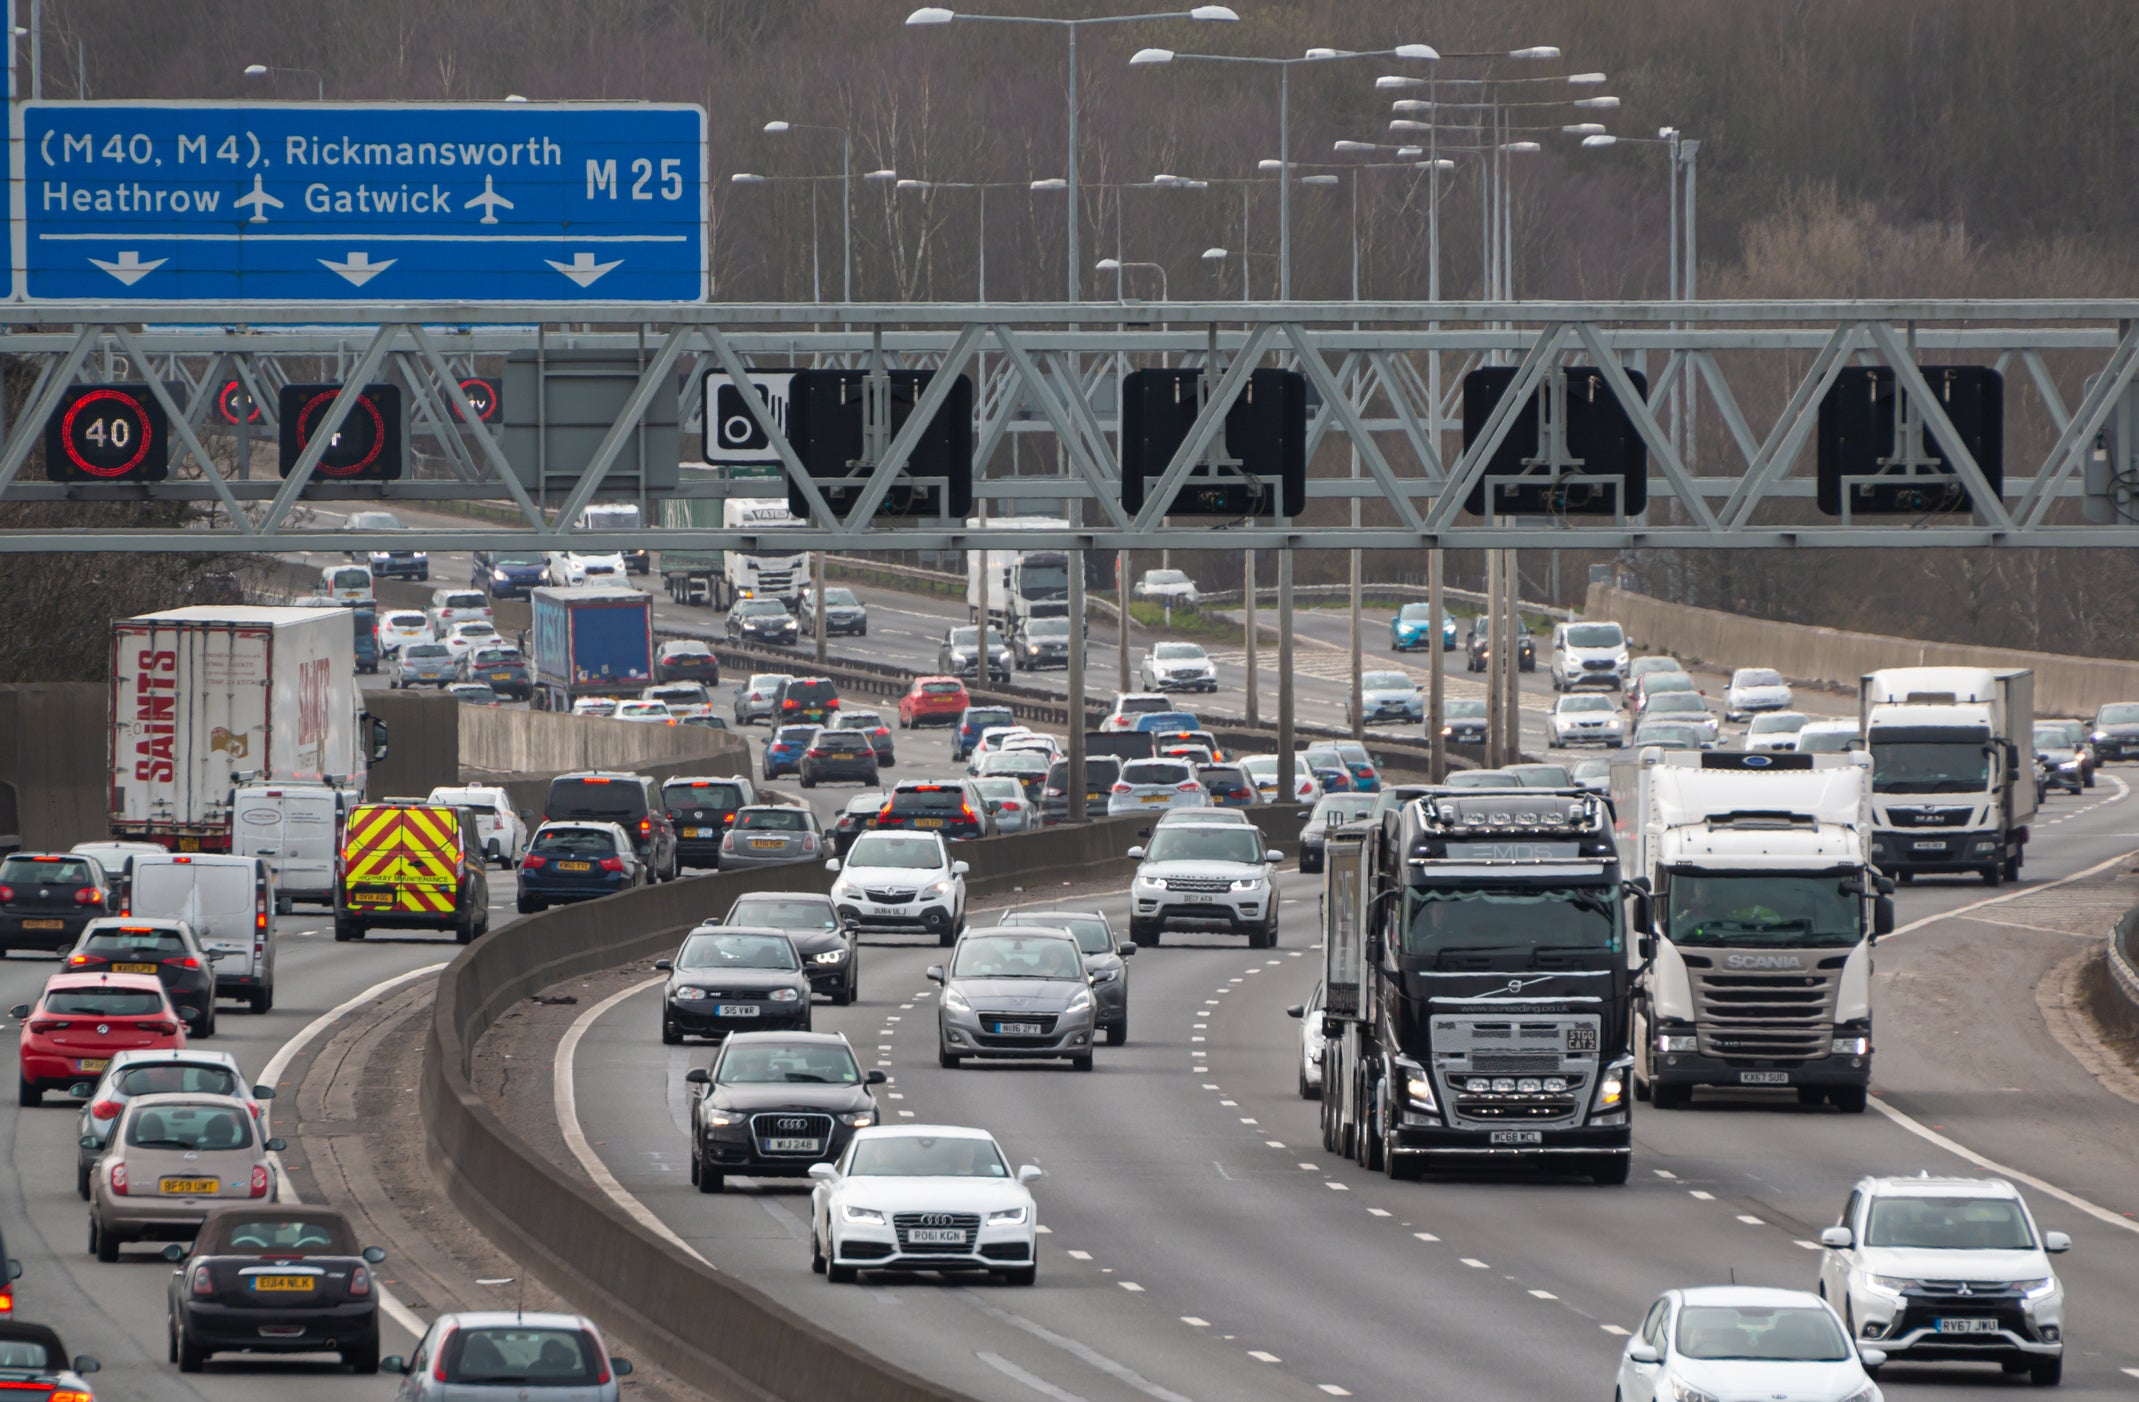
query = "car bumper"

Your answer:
(22, 1049), (123, 1087)
(176, 1299), (378, 1355)
(1107, 794), (1203, 817)
(665, 998), (811, 1037)
(716, 847), (817, 870)
(1091, 980), (1128, 1027)
(803, 960), (853, 996)
(1132, 896), (1268, 930)
(1851, 1293), (2062, 1361)
(1870, 830), (2008, 871)
(0, 914), (94, 947)
(835, 900), (956, 935)
(99, 1194), (255, 1236)
(1553, 728), (1625, 747)
(1359, 702), (1420, 724)
(519, 874), (632, 903)
(1151, 676), (1218, 692)
(802, 761), (880, 783)
(832, 1224), (1036, 1273)
(1388, 1119), (1632, 1159)
(1562, 670), (1622, 688)
(940, 1008), (1097, 1059)
(1650, 1048), (1871, 1092)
